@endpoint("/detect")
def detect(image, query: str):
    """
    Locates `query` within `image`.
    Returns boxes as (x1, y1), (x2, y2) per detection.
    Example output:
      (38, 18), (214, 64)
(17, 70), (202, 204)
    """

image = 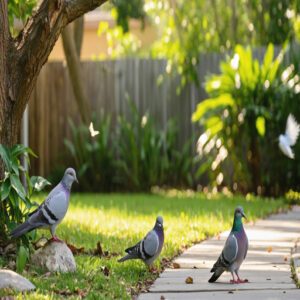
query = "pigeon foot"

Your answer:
(230, 279), (239, 284)
(148, 266), (159, 274)
(50, 236), (64, 243)
(230, 278), (248, 284)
